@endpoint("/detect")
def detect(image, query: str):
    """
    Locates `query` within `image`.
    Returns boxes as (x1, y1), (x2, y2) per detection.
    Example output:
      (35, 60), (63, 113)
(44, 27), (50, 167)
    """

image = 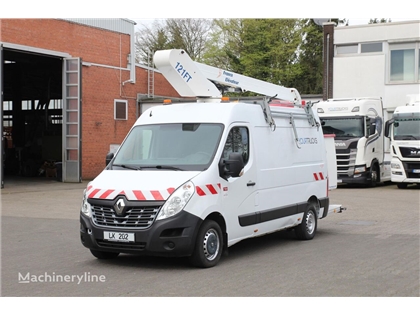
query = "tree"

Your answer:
(165, 19), (213, 61)
(290, 19), (324, 94)
(135, 18), (213, 65)
(202, 19), (244, 71)
(135, 20), (170, 65)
